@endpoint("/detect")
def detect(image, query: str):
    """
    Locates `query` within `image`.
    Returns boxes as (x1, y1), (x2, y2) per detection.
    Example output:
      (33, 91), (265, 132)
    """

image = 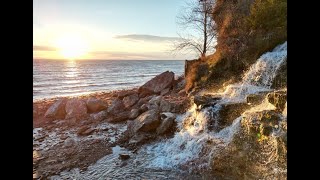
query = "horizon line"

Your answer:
(33, 58), (187, 61)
